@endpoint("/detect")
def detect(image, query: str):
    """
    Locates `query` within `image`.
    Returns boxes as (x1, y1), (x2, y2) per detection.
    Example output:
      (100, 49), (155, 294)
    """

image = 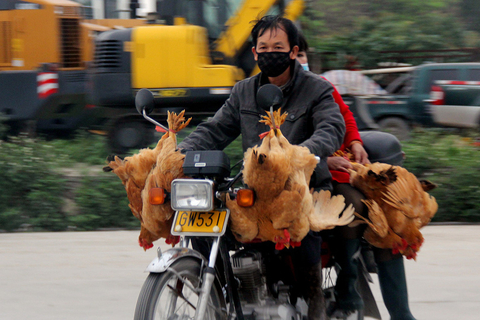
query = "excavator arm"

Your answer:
(214, 0), (305, 59)
(213, 0), (305, 77)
